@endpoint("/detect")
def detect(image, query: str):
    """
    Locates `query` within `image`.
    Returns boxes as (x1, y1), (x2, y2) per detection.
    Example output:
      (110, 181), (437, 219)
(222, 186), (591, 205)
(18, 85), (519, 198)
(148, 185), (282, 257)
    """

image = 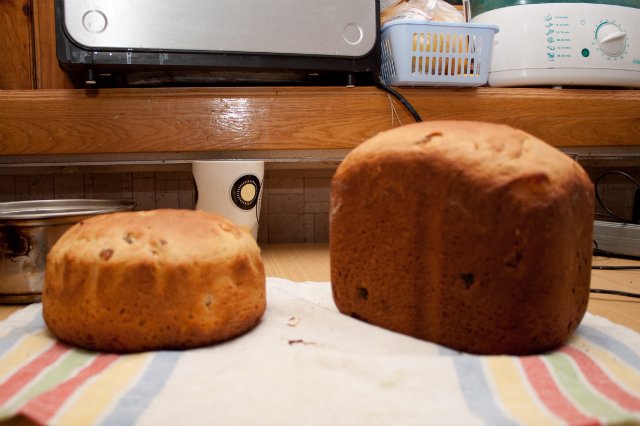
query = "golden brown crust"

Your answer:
(43, 209), (266, 353)
(330, 121), (594, 355)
